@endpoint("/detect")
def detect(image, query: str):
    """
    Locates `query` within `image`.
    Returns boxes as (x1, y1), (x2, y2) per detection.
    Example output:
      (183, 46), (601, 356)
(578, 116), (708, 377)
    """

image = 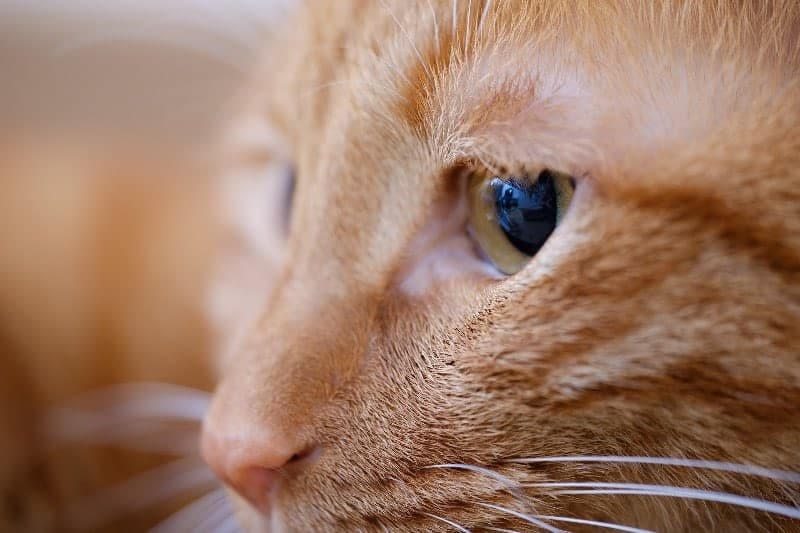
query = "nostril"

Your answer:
(287, 446), (319, 465)
(235, 466), (282, 512)
(200, 421), (321, 513)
